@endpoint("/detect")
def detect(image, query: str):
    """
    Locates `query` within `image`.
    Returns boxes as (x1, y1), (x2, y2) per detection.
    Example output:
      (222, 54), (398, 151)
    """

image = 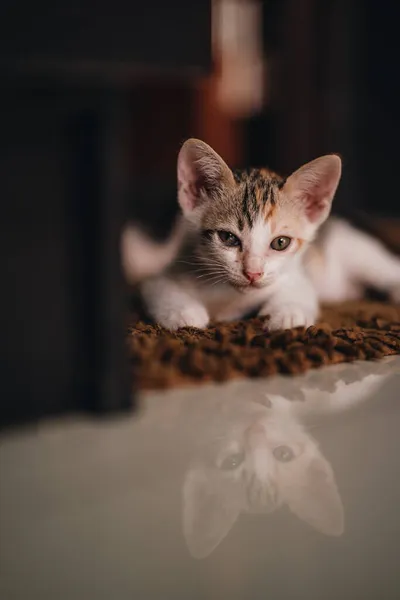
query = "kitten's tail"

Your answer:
(121, 218), (185, 284)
